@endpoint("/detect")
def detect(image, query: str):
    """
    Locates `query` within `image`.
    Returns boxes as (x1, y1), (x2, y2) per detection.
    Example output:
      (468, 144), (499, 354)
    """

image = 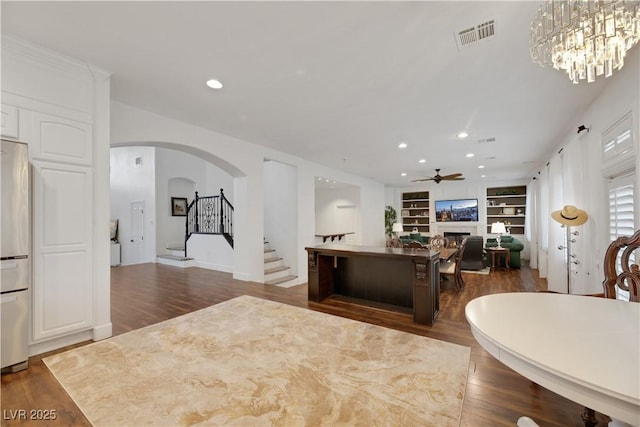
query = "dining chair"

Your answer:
(440, 237), (467, 291)
(386, 237), (404, 248)
(404, 240), (427, 250)
(430, 234), (448, 249)
(602, 229), (640, 302)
